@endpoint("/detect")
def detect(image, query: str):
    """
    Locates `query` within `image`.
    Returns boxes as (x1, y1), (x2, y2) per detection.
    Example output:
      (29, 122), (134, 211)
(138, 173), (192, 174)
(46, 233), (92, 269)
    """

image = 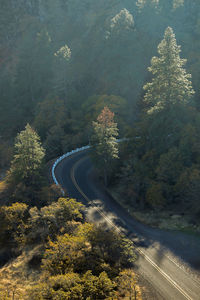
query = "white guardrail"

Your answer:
(51, 138), (126, 194)
(52, 145), (90, 187)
